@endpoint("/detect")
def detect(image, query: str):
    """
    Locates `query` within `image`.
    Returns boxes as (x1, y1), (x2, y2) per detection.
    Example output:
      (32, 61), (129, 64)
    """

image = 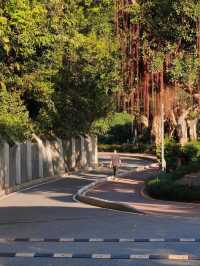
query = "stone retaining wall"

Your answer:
(0, 135), (97, 193)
